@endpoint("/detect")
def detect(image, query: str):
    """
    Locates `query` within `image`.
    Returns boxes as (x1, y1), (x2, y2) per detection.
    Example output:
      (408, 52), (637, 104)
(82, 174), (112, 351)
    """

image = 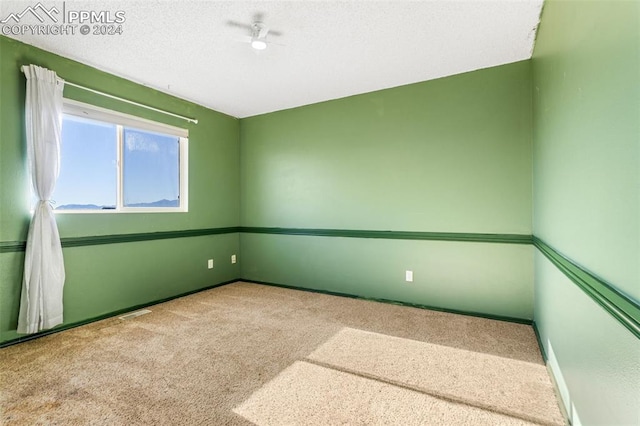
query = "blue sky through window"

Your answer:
(123, 128), (179, 207)
(53, 115), (181, 210)
(54, 115), (116, 209)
